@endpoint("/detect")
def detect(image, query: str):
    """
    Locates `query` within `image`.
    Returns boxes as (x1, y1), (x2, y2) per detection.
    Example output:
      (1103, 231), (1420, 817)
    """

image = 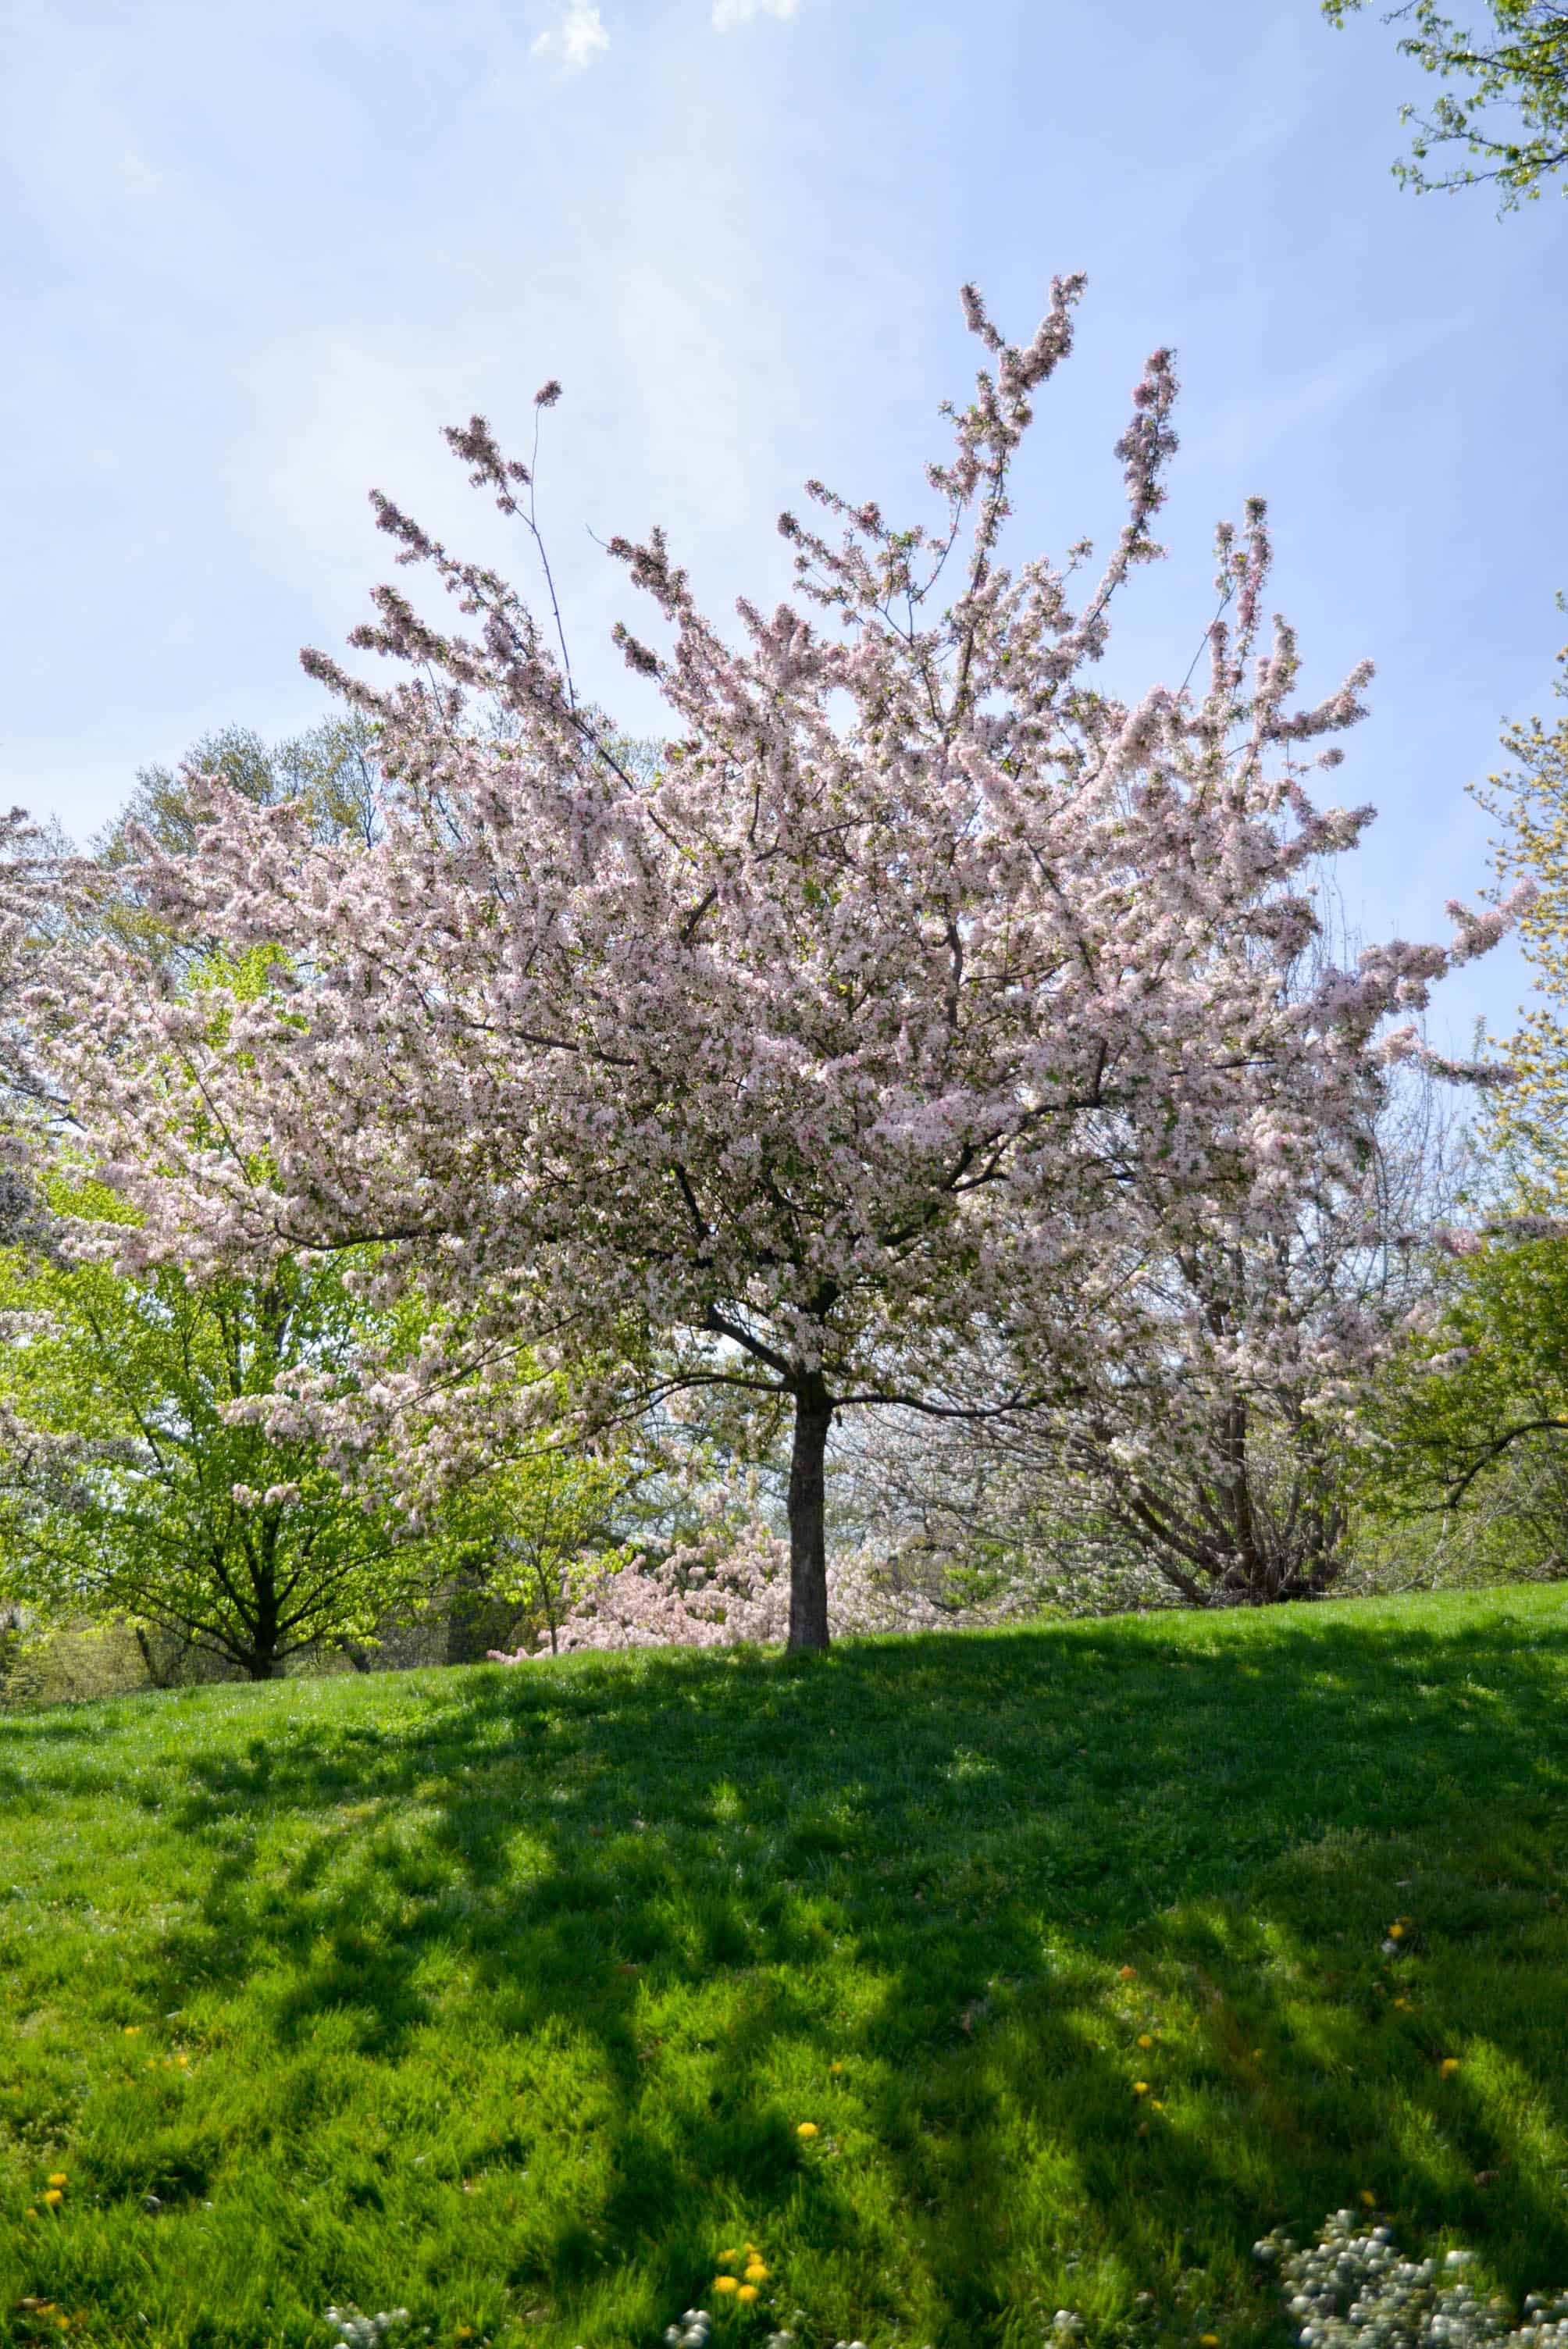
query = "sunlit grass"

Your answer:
(2, 1585), (1566, 2348)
